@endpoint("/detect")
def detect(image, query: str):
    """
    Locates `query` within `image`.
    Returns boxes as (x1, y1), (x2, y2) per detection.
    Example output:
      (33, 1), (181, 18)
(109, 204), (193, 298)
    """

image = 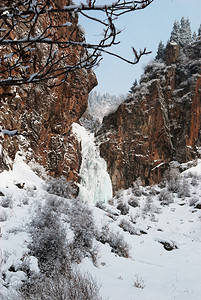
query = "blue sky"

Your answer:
(76, 0), (201, 95)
